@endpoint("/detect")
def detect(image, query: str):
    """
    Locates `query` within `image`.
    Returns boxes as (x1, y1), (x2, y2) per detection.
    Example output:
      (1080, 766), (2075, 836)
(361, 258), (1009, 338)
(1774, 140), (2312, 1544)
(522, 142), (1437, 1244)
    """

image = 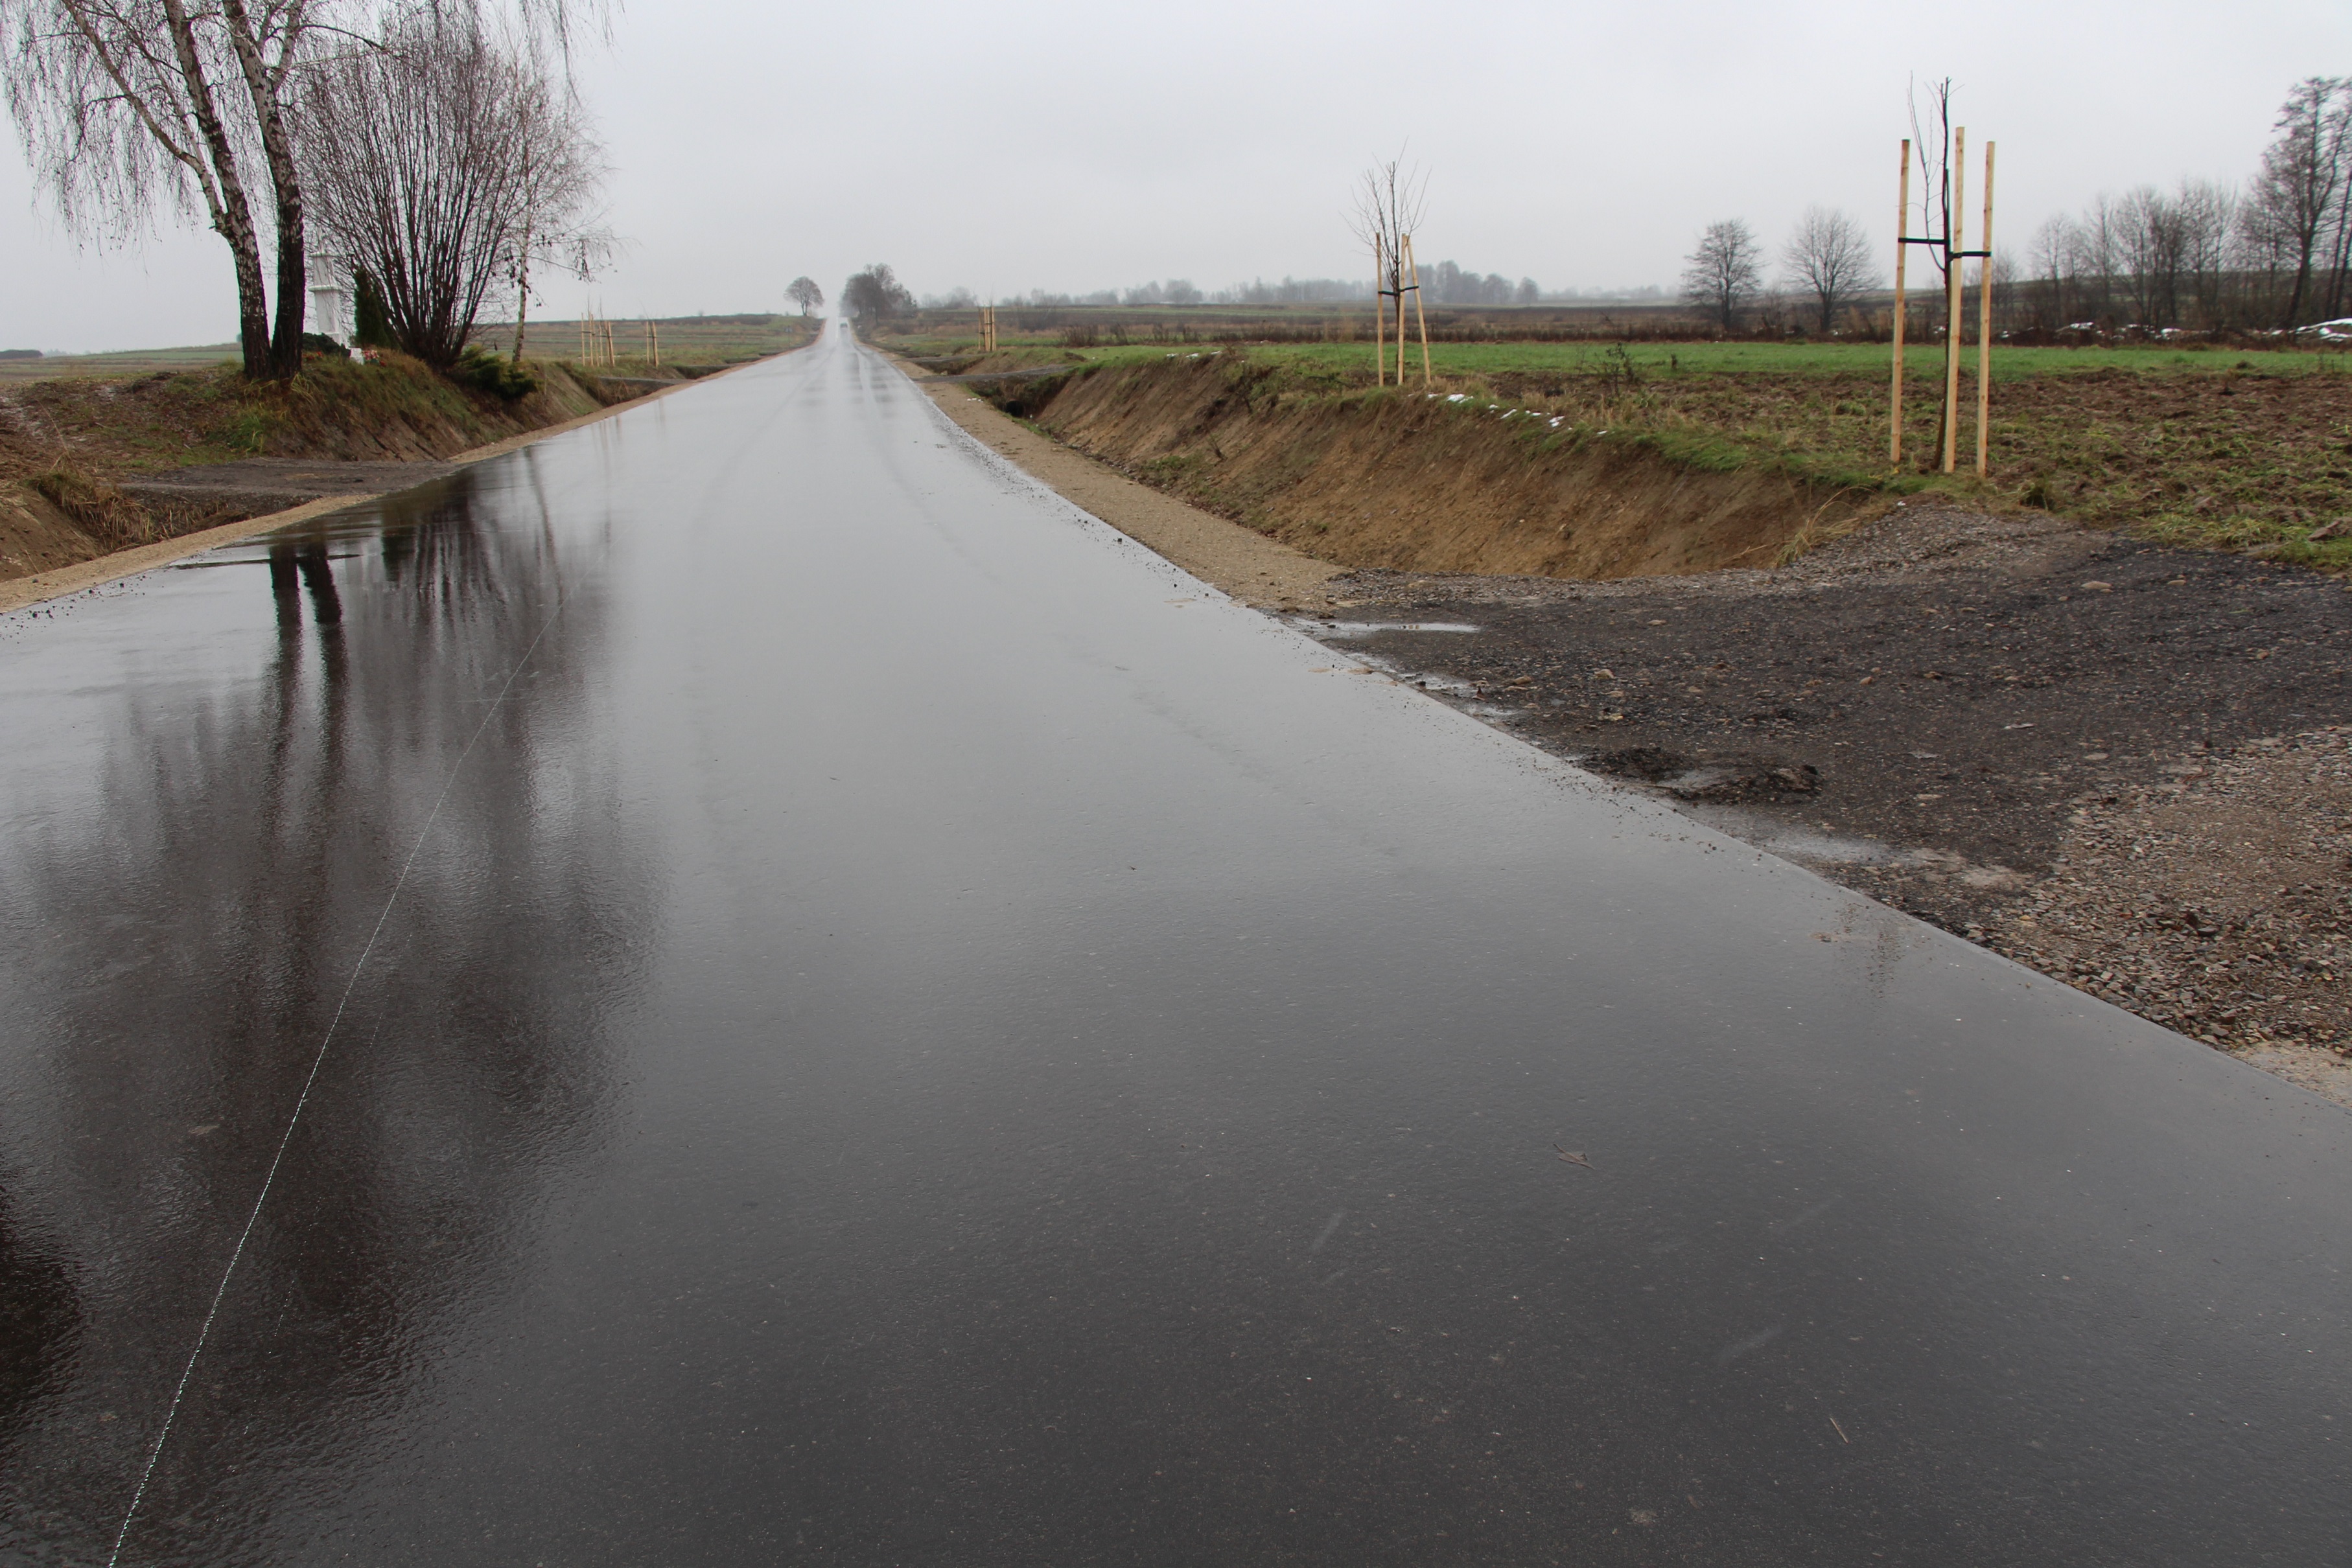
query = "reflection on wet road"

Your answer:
(4, 324), (2349, 1565)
